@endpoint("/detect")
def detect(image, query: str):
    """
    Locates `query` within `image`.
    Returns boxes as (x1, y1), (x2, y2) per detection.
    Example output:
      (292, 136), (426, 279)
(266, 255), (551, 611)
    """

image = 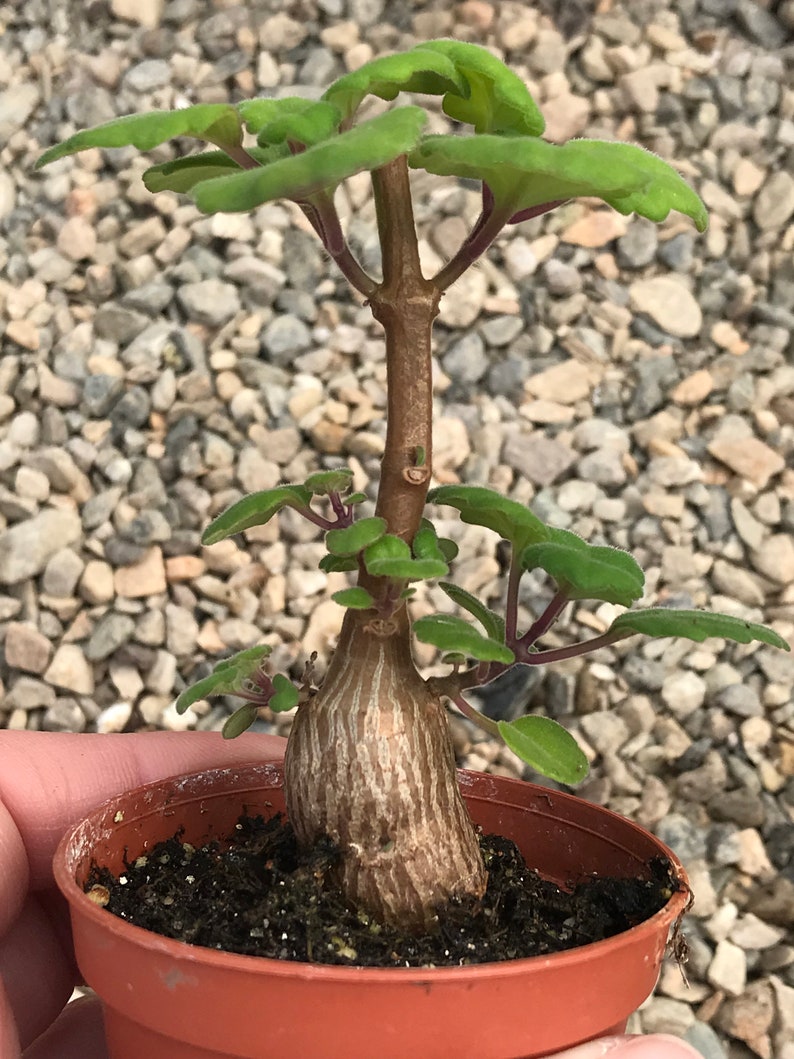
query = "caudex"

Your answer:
(38, 40), (790, 932)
